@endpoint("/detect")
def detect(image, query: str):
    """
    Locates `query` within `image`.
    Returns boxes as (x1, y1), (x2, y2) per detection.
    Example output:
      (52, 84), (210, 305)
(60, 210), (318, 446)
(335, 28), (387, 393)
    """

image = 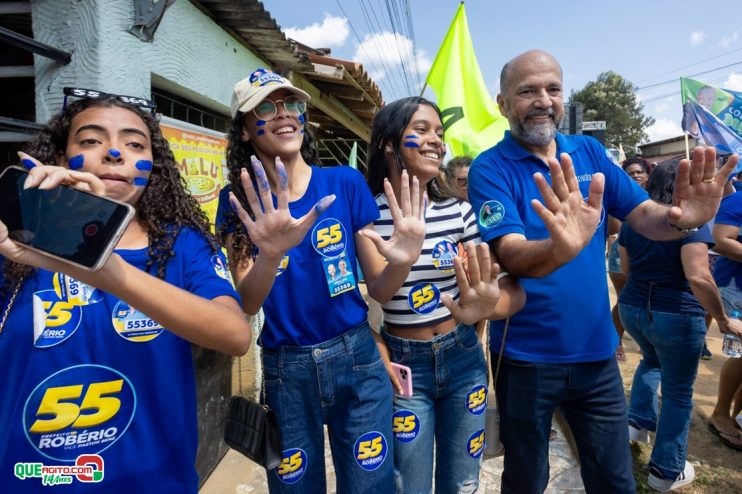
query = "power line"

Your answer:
(636, 60), (742, 91)
(636, 47), (742, 84)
